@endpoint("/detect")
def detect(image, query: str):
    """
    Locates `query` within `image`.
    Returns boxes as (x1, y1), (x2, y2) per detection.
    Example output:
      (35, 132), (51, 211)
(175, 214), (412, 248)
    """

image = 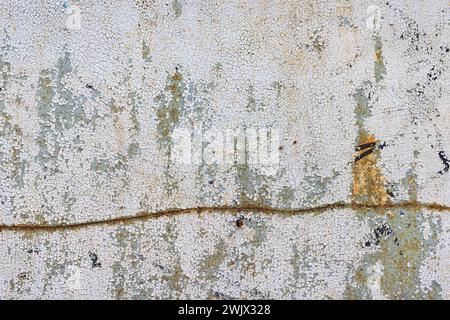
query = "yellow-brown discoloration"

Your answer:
(352, 133), (389, 207)
(375, 48), (383, 64)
